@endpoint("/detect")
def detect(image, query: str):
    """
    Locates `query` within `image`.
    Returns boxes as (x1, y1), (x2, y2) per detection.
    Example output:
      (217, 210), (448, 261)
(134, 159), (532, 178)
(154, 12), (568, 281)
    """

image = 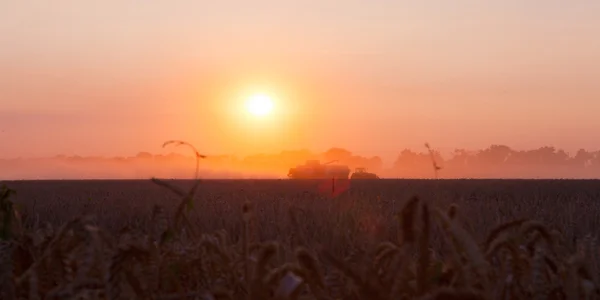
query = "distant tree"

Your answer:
(393, 149), (428, 170)
(520, 146), (565, 165)
(537, 146), (558, 164)
(448, 149), (471, 166)
(588, 151), (600, 168)
(476, 144), (512, 165)
(324, 147), (352, 162)
(368, 156), (384, 171)
(505, 150), (529, 165)
(571, 149), (593, 168)
(552, 149), (570, 165)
